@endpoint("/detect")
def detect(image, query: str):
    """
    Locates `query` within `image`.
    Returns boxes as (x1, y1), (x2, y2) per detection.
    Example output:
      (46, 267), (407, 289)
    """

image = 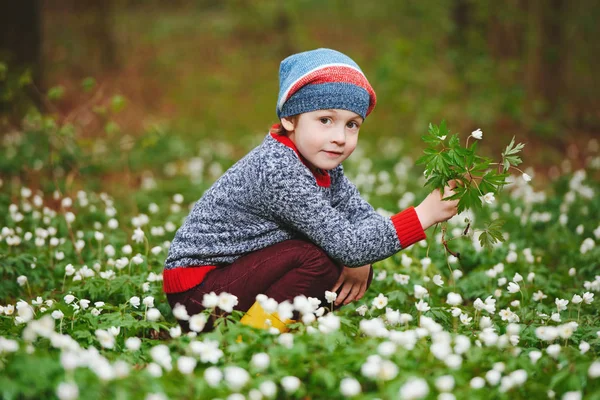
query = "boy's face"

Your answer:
(281, 109), (363, 171)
